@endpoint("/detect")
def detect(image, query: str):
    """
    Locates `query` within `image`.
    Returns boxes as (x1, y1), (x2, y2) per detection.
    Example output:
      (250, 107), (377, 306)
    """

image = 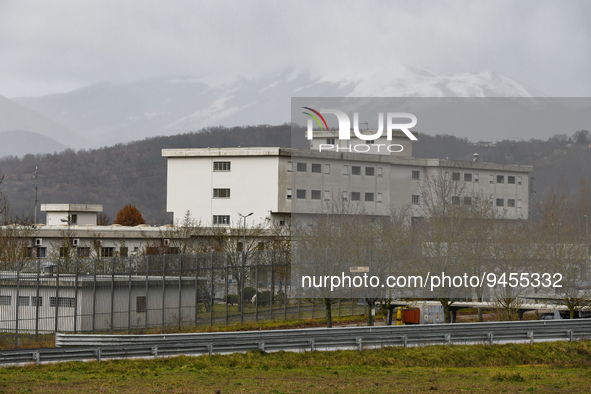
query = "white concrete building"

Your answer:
(19, 204), (179, 259)
(163, 145), (533, 227)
